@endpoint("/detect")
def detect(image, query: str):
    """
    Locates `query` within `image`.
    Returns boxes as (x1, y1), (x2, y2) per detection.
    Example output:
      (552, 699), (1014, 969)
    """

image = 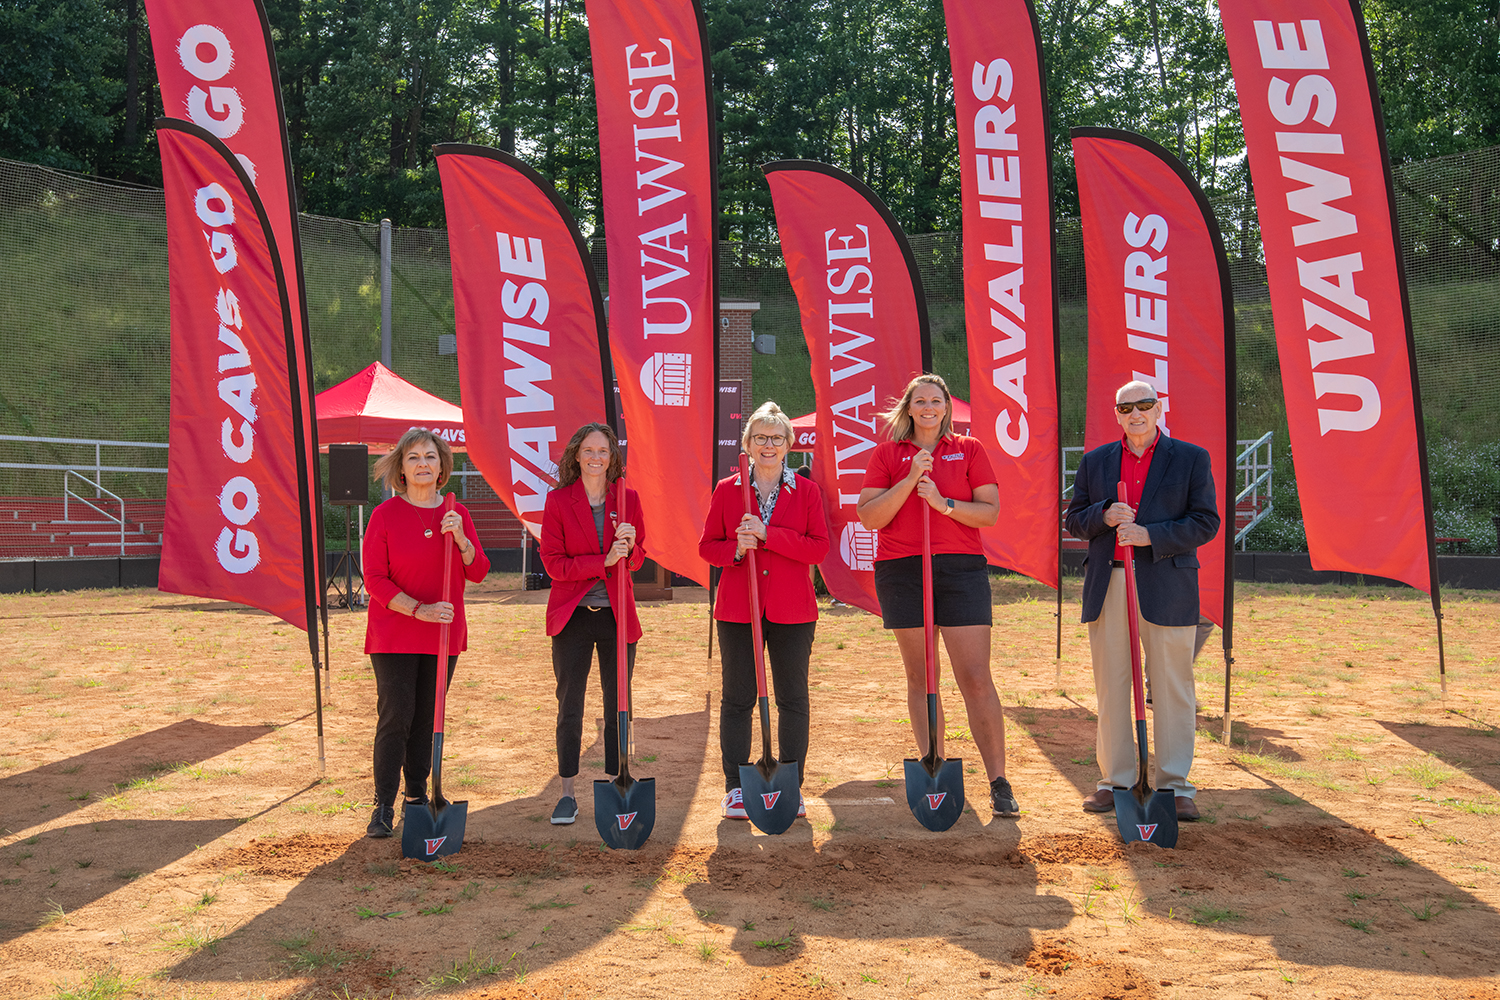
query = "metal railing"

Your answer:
(61, 469), (127, 555)
(1234, 432), (1275, 548)
(0, 434), (169, 487)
